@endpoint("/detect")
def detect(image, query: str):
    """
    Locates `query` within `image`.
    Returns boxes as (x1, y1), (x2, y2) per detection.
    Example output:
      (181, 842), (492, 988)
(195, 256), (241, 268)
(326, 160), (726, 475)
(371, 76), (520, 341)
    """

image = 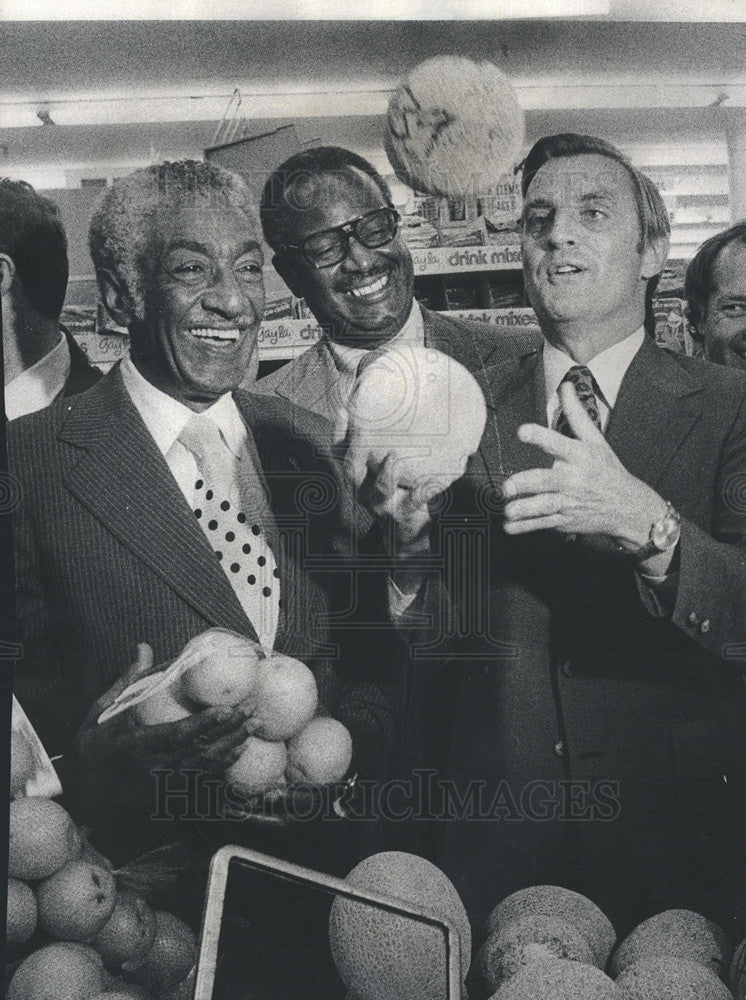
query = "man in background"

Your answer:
(685, 220), (746, 370)
(1, 179), (99, 418)
(255, 145), (538, 431)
